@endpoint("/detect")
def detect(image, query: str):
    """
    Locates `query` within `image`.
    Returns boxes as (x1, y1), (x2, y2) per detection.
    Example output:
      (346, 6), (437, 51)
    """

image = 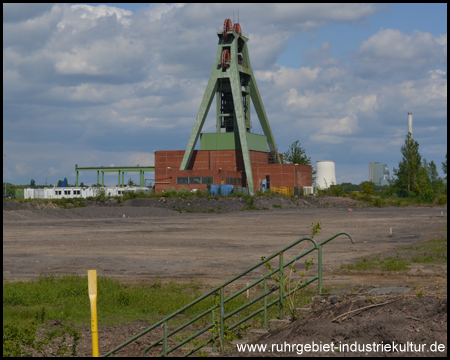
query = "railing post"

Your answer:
(279, 252), (284, 320)
(220, 287), (224, 350)
(163, 321), (167, 357)
(211, 310), (216, 352)
(263, 278), (268, 327)
(318, 245), (322, 295)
